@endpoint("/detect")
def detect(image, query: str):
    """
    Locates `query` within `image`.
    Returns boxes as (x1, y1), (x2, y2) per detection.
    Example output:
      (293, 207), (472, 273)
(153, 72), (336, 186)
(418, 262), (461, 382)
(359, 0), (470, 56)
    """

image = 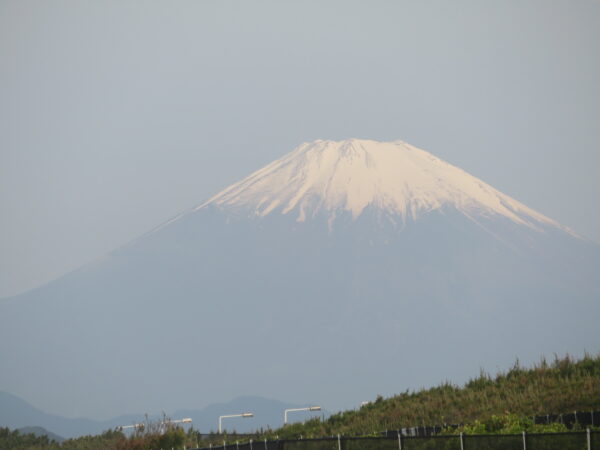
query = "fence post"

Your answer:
(588, 429), (591, 450)
(522, 431), (527, 450)
(264, 438), (267, 450)
(397, 430), (402, 450)
(337, 434), (342, 450)
(250, 439), (253, 450)
(459, 432), (464, 450)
